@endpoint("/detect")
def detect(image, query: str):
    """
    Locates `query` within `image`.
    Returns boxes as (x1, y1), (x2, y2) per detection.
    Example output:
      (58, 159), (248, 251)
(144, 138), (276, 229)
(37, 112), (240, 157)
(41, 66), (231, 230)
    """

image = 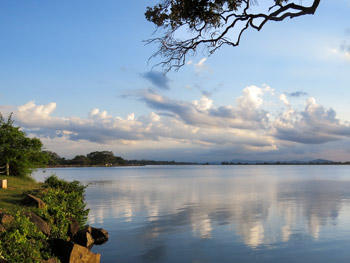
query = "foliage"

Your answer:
(145, 0), (321, 70)
(70, 155), (90, 165)
(36, 175), (89, 239)
(43, 151), (65, 166)
(45, 150), (126, 166)
(0, 175), (89, 261)
(0, 212), (51, 263)
(87, 151), (125, 165)
(43, 174), (86, 194)
(0, 113), (48, 177)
